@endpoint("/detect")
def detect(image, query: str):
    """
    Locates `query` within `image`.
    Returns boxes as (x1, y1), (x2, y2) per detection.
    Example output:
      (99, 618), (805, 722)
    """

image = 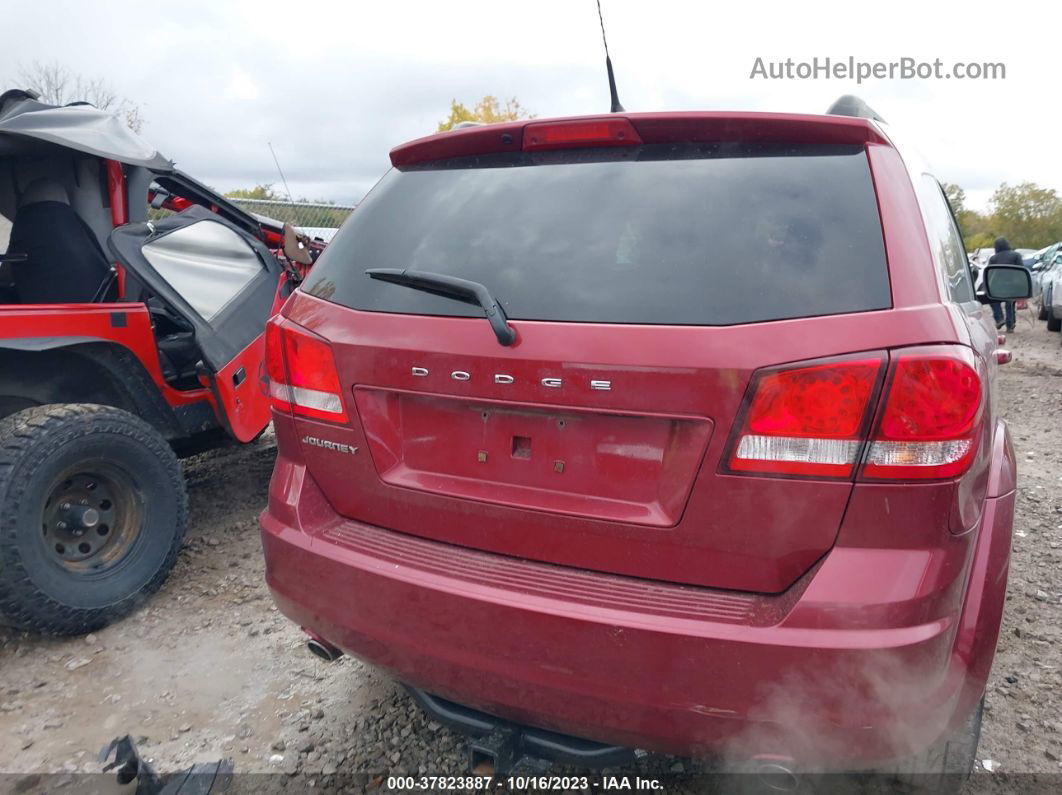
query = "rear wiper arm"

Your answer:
(365, 268), (517, 346)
